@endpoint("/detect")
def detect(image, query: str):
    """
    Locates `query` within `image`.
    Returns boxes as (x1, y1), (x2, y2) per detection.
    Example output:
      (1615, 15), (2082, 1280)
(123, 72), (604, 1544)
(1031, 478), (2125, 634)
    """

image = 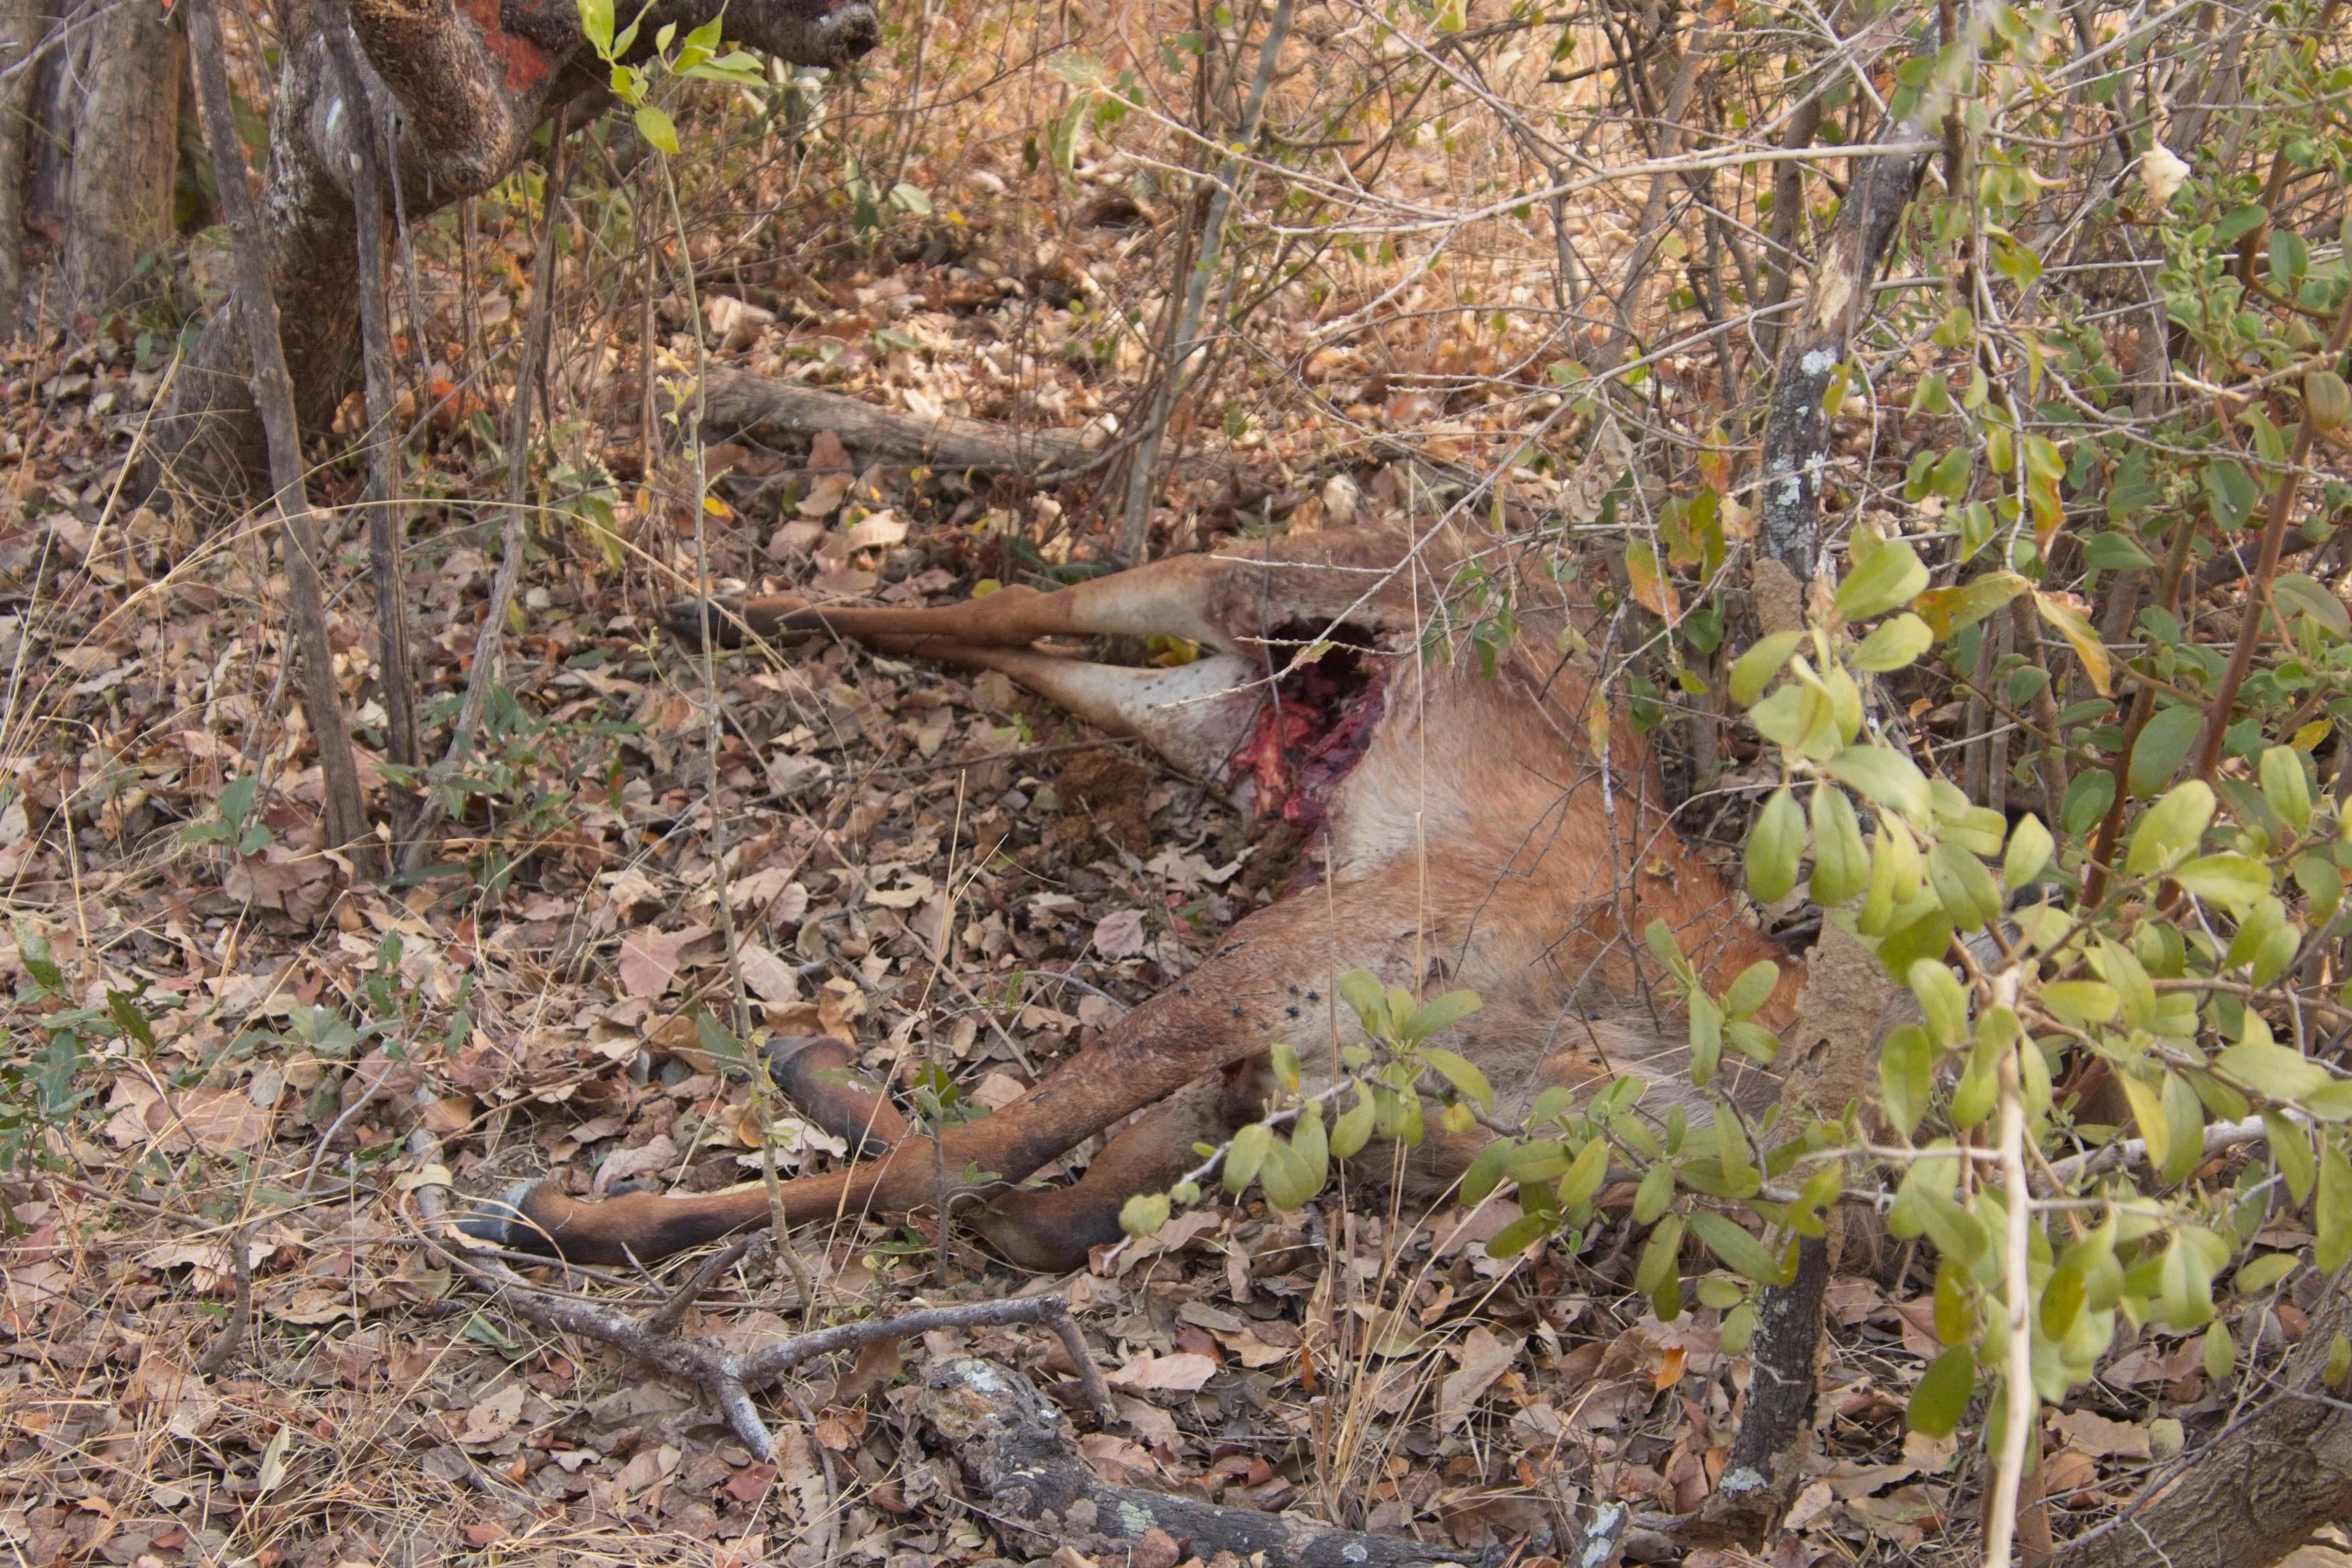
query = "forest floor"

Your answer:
(4, 23), (2349, 1568)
